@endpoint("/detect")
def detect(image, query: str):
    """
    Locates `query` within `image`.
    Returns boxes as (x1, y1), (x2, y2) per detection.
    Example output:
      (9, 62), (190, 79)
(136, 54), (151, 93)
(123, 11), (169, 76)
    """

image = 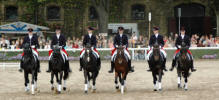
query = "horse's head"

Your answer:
(180, 42), (188, 59)
(23, 43), (32, 56)
(116, 45), (125, 64)
(84, 43), (92, 62)
(52, 44), (61, 57)
(153, 42), (160, 61)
